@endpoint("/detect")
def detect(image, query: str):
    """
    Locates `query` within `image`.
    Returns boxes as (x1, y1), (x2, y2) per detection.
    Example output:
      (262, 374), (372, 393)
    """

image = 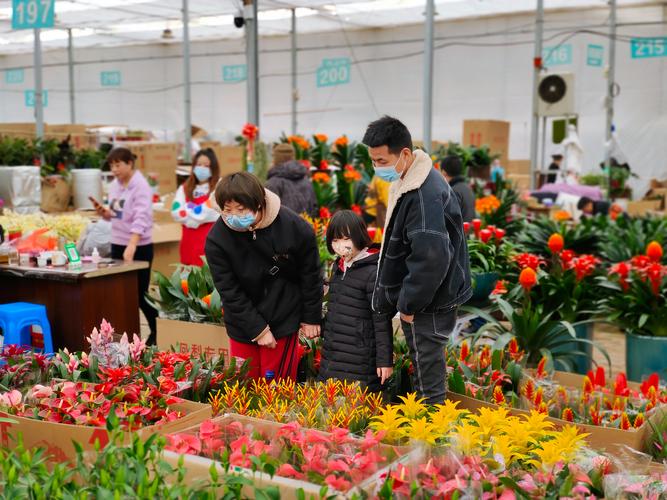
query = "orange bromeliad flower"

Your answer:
(620, 412), (631, 430)
(508, 338), (522, 361)
(334, 135), (349, 147)
(475, 195), (501, 215)
(519, 268), (538, 291)
(634, 413), (645, 428)
(493, 385), (505, 405)
(523, 379), (535, 402)
(562, 408), (574, 422)
(343, 165), (362, 182)
(181, 279), (189, 295)
(548, 233), (565, 254)
(312, 172), (331, 184)
(536, 356), (548, 378)
(533, 387), (543, 407)
(459, 340), (470, 362)
(314, 133), (329, 143)
(646, 241), (663, 262)
(479, 346), (492, 370)
(202, 294), (212, 307)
